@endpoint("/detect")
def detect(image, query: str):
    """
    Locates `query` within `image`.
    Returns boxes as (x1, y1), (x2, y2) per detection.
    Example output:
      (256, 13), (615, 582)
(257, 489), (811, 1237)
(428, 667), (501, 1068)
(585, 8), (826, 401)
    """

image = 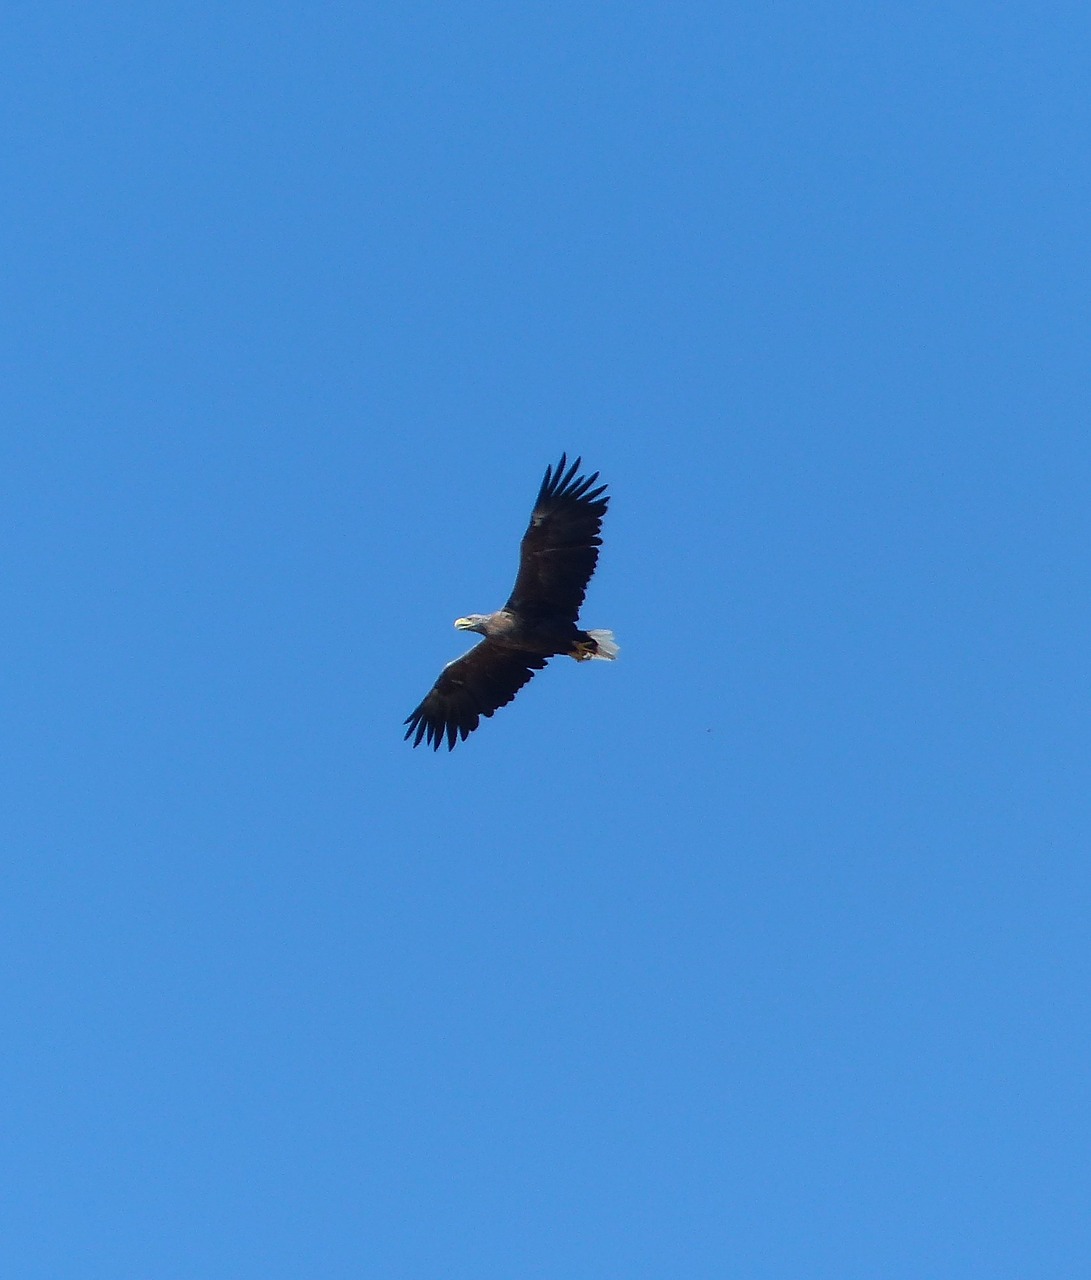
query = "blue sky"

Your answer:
(3, 3), (1089, 1276)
